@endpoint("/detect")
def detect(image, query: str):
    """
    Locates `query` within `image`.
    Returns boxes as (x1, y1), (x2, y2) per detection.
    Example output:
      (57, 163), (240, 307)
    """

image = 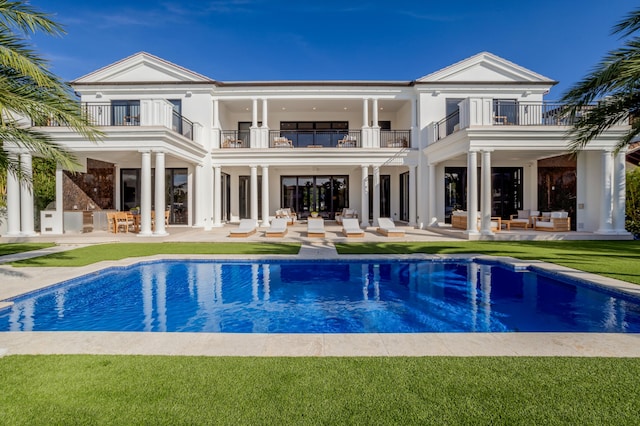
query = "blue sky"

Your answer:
(32, 0), (634, 98)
